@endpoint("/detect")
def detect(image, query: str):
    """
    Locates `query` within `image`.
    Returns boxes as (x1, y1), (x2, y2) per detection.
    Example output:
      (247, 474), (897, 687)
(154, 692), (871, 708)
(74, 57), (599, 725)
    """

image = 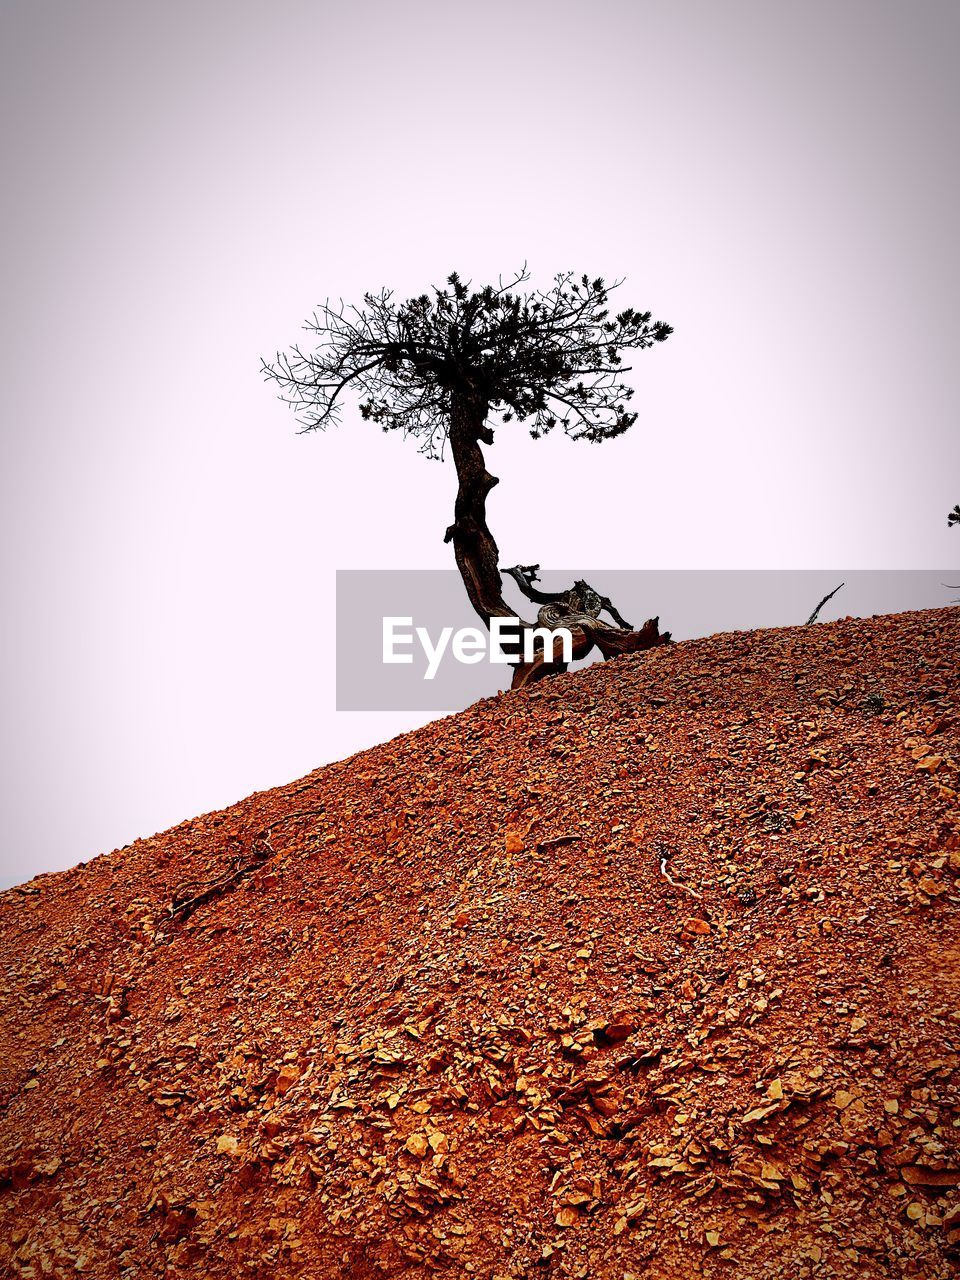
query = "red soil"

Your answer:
(1, 607), (958, 1279)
